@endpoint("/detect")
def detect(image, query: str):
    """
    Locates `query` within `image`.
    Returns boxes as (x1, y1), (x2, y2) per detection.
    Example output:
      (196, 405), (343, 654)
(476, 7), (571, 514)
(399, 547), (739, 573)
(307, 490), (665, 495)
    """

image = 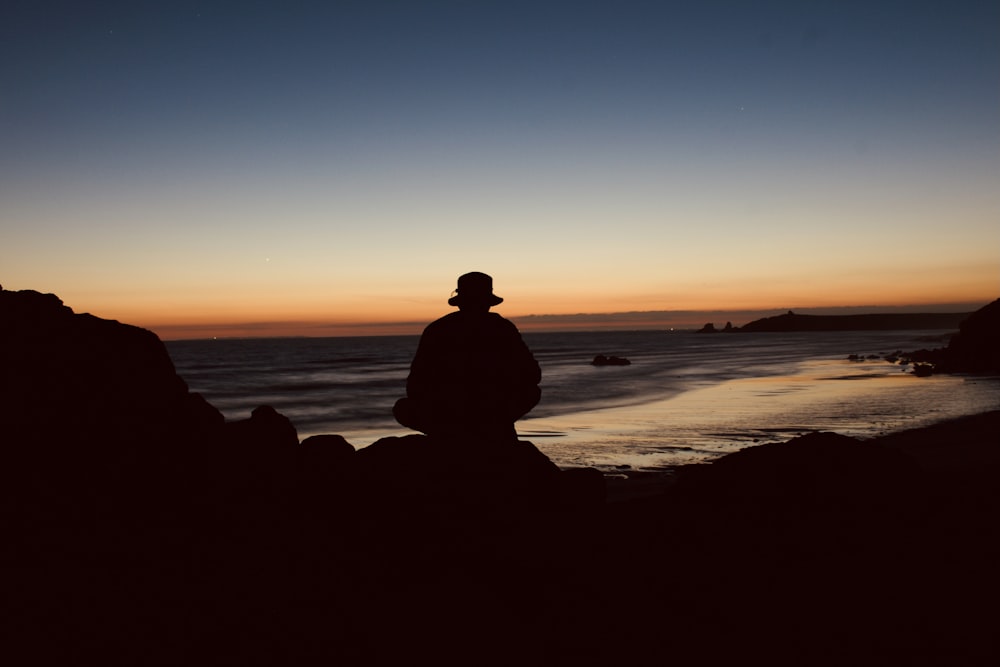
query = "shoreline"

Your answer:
(320, 357), (1000, 482)
(184, 328), (970, 445)
(602, 407), (1000, 503)
(519, 355), (1000, 473)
